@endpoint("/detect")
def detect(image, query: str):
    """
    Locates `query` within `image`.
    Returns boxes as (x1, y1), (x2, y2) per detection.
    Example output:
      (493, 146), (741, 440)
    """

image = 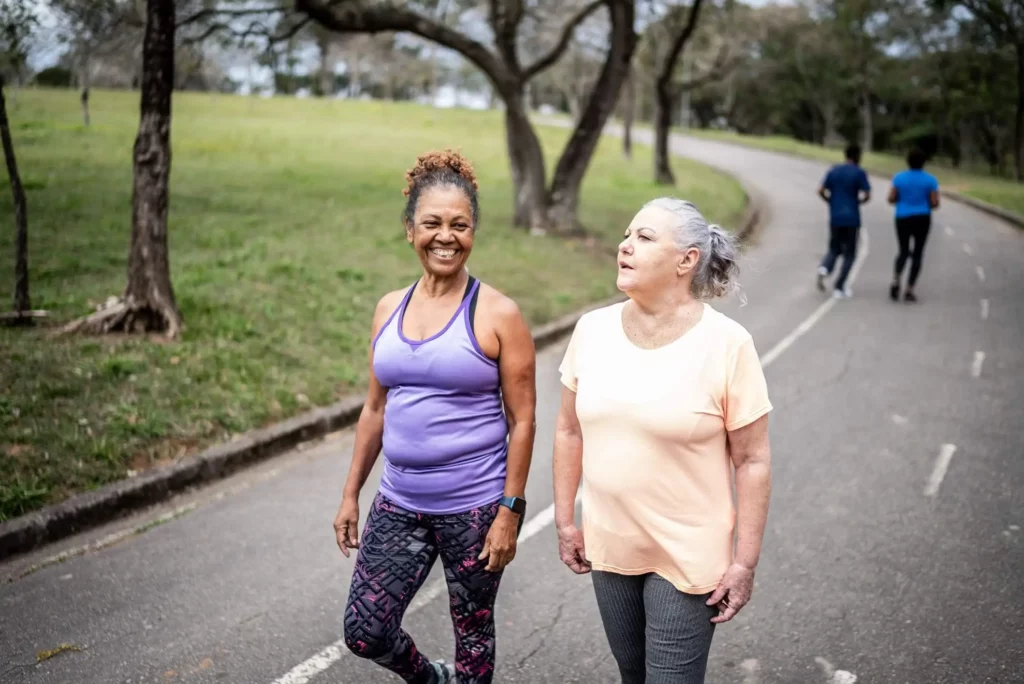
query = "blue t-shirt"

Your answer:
(822, 163), (870, 228)
(892, 169), (939, 219)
